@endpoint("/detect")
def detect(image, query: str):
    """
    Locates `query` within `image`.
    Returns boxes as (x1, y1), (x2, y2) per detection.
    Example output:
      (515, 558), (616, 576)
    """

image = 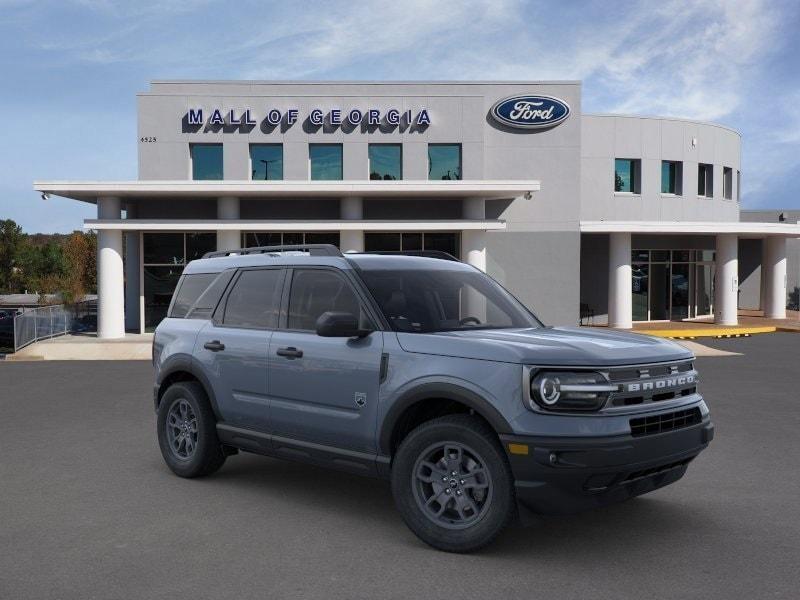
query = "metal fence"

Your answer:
(4, 301), (98, 353)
